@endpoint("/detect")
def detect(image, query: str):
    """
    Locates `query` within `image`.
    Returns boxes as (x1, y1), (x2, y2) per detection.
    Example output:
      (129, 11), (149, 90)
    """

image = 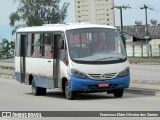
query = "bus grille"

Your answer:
(88, 73), (117, 80)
